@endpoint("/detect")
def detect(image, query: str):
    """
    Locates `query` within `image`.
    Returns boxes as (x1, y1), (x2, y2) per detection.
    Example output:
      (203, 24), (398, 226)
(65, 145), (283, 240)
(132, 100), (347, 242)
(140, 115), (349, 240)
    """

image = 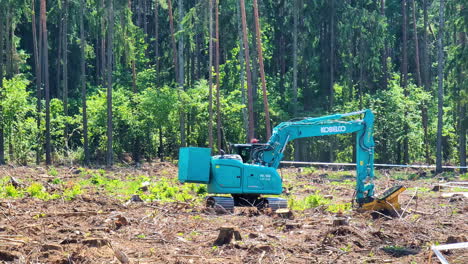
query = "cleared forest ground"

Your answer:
(0, 164), (467, 263)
